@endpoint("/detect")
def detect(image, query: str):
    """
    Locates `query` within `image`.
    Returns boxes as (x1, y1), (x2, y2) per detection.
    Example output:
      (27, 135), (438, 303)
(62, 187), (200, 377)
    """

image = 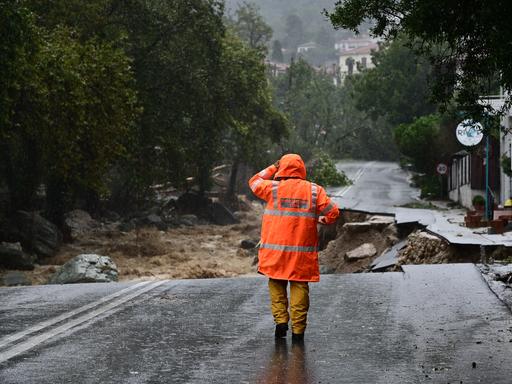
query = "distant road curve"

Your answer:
(327, 161), (420, 214)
